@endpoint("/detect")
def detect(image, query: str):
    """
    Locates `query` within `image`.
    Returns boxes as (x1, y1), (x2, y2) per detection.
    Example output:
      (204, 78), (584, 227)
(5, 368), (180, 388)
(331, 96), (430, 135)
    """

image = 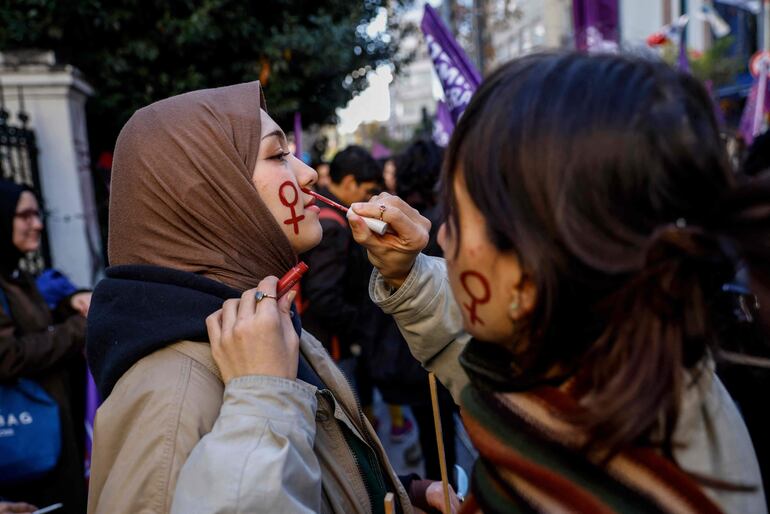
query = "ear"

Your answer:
(340, 174), (357, 191)
(509, 275), (537, 321)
